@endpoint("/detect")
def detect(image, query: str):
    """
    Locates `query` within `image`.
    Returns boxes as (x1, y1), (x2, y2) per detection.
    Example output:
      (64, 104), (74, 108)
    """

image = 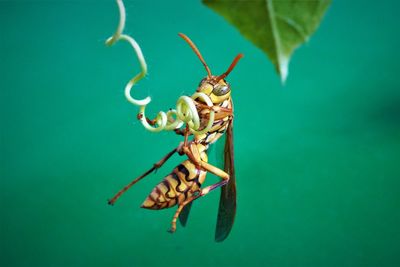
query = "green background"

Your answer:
(1, 1), (399, 266)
